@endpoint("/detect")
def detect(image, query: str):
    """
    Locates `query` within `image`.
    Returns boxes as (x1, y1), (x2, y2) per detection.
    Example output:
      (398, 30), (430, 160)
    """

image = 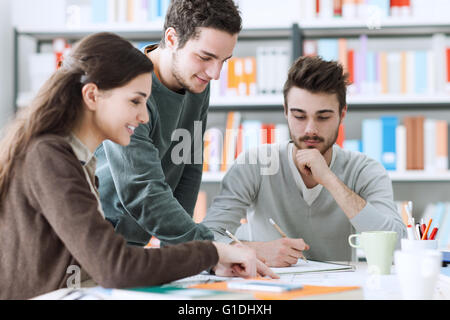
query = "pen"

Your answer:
(429, 227), (438, 240)
(415, 224), (422, 240)
(421, 218), (433, 241)
(269, 218), (308, 263)
(225, 229), (243, 245)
